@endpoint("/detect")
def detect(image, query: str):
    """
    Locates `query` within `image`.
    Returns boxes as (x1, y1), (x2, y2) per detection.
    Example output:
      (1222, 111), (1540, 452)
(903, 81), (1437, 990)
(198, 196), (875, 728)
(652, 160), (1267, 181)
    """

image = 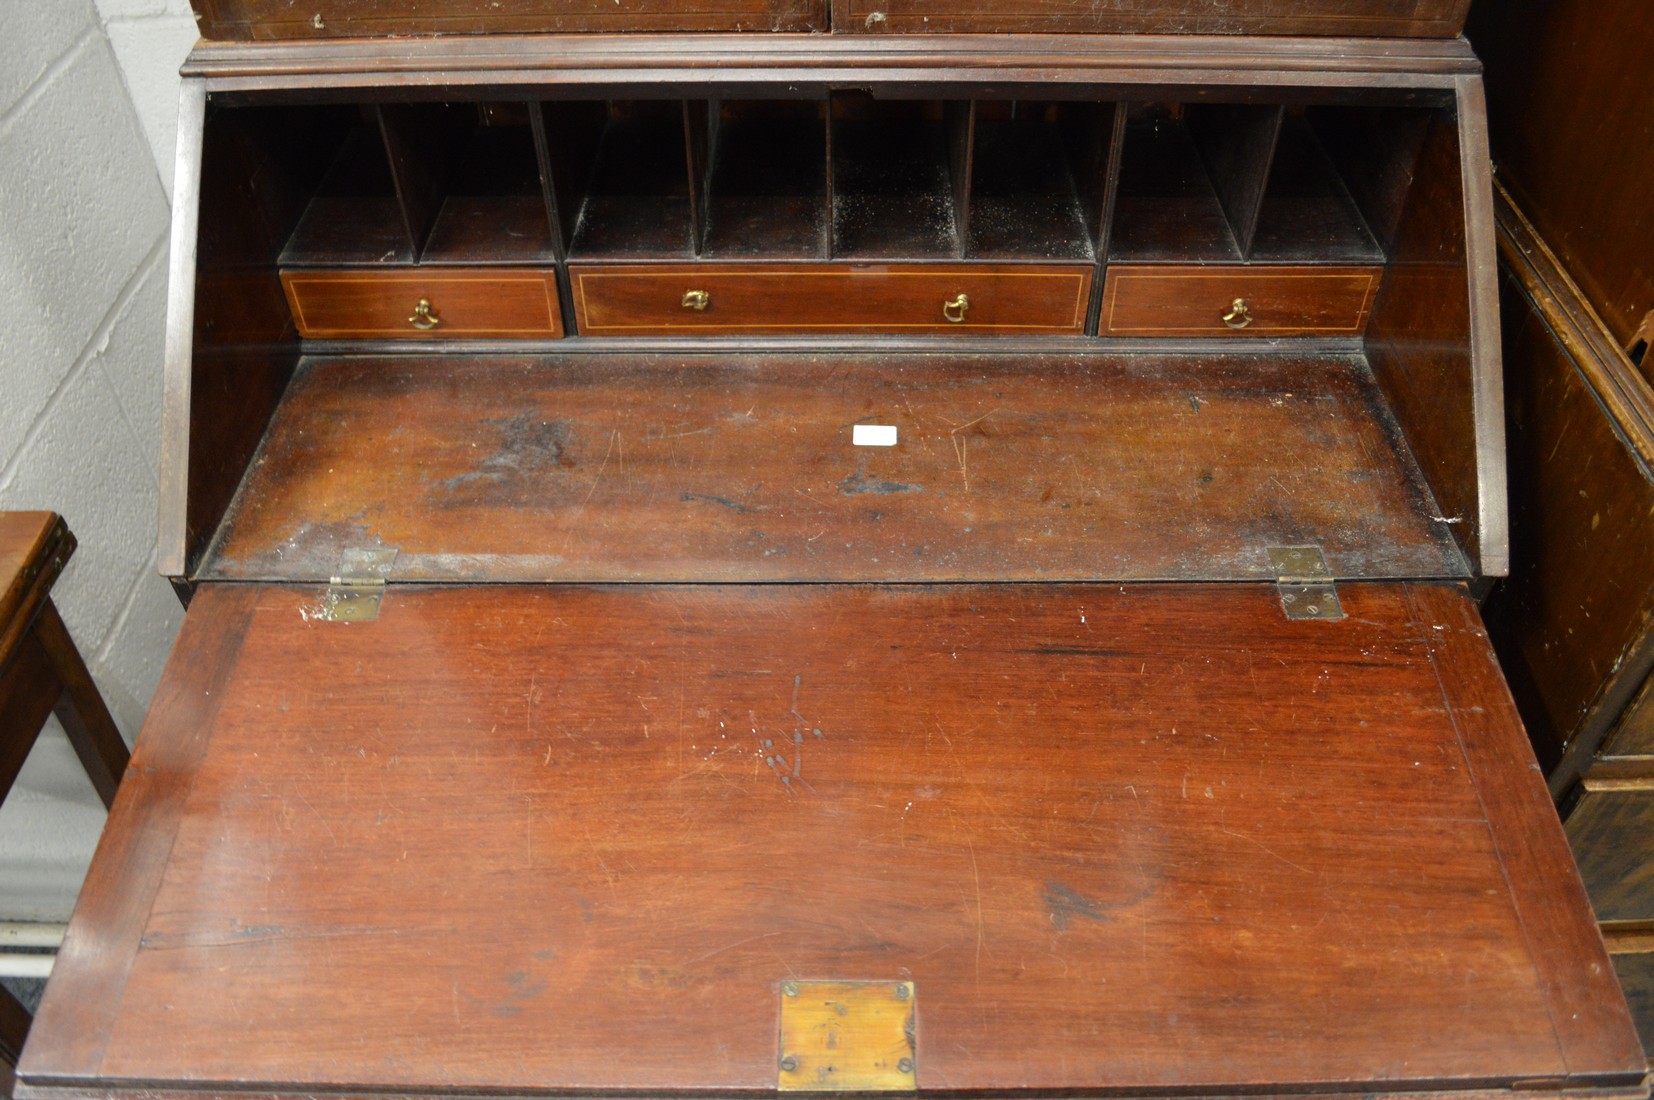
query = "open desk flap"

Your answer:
(20, 581), (1643, 1098)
